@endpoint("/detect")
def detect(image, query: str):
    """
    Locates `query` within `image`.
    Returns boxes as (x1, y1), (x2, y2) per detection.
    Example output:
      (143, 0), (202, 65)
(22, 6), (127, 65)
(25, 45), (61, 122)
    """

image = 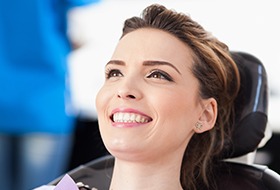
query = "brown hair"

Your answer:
(121, 4), (240, 190)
